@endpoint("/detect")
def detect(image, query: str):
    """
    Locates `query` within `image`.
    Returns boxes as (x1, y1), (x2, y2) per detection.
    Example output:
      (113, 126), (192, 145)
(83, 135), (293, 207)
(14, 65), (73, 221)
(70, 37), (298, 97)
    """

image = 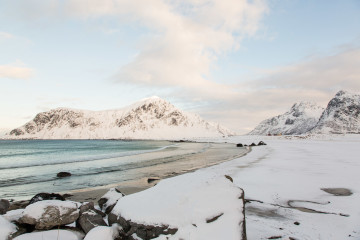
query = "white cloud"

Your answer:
(198, 46), (360, 134)
(64, 0), (268, 100)
(0, 62), (34, 80)
(0, 31), (14, 39)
